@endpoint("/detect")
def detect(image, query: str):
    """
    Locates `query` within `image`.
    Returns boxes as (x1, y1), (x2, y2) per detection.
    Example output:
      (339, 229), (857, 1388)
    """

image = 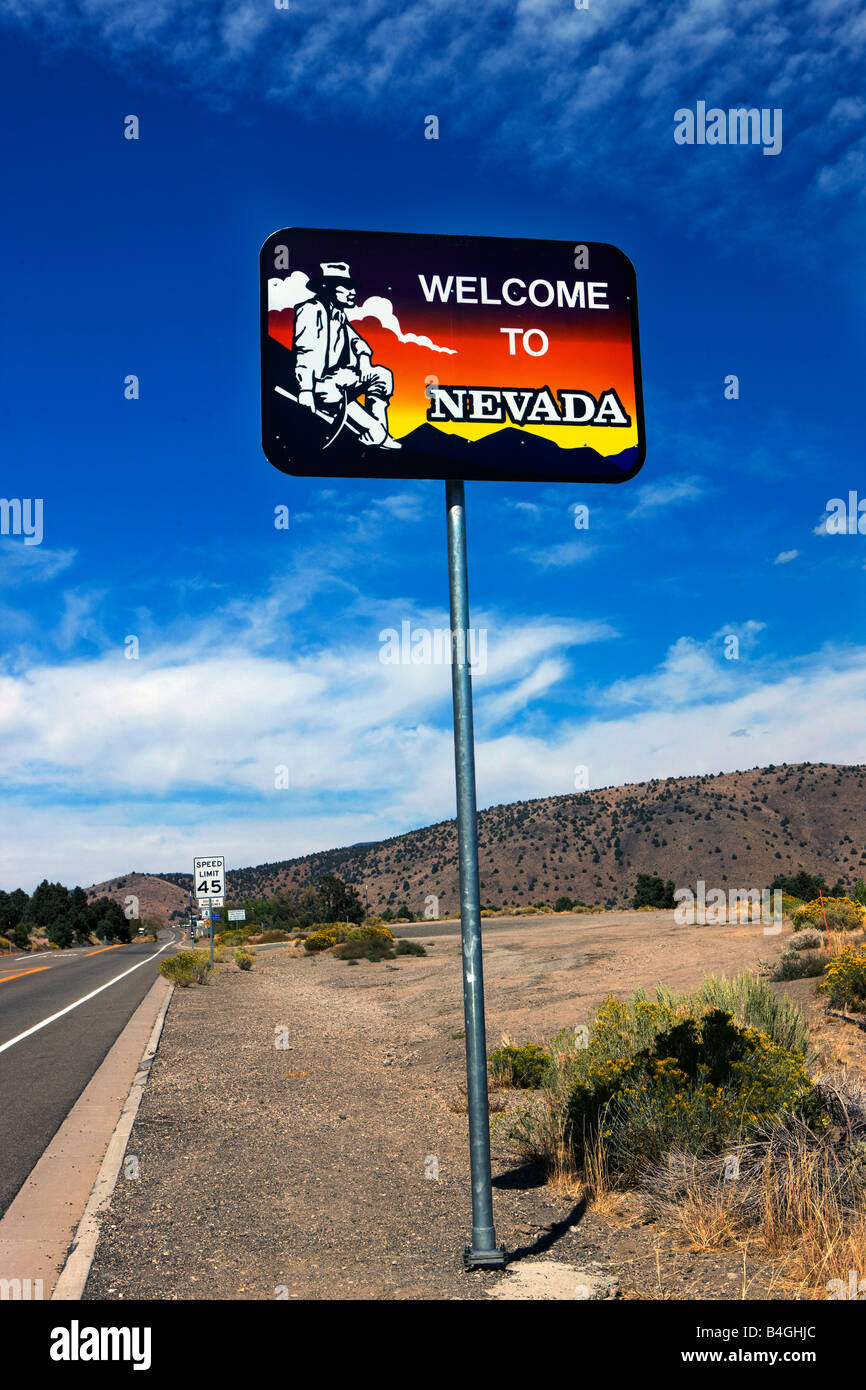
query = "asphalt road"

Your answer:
(0, 935), (178, 1218)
